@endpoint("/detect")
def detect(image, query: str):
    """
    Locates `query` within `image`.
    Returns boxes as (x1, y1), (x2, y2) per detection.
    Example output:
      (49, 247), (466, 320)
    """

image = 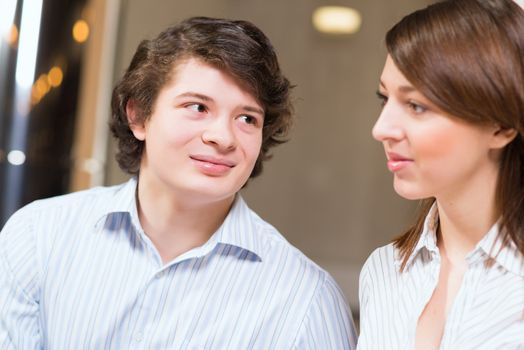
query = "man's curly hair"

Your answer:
(110, 16), (293, 178)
